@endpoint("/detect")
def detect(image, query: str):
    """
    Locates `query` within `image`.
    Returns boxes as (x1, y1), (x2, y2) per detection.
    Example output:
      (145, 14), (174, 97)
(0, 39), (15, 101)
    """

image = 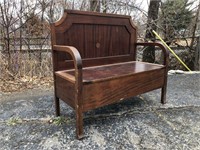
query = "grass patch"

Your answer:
(6, 117), (22, 126)
(52, 116), (67, 126)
